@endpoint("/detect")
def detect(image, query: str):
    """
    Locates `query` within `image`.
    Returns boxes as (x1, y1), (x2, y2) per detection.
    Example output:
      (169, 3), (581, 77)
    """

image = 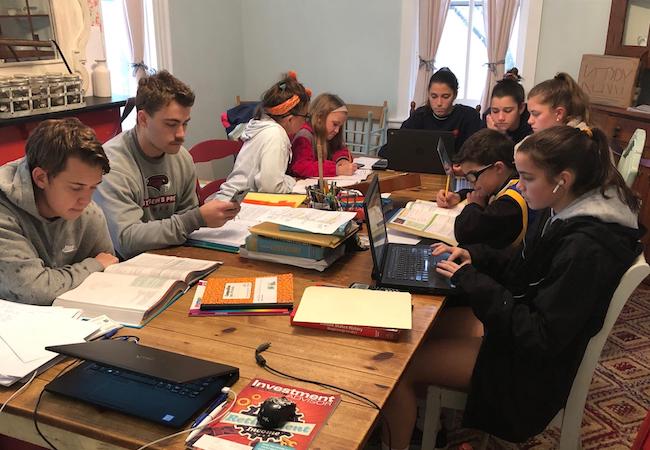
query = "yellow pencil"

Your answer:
(444, 175), (450, 195)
